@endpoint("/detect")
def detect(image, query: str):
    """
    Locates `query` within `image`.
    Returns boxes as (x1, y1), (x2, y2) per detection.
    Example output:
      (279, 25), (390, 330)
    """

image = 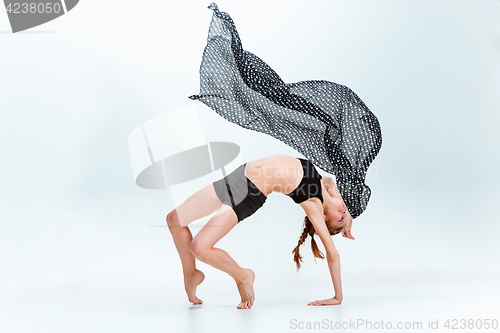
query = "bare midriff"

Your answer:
(244, 155), (303, 197)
